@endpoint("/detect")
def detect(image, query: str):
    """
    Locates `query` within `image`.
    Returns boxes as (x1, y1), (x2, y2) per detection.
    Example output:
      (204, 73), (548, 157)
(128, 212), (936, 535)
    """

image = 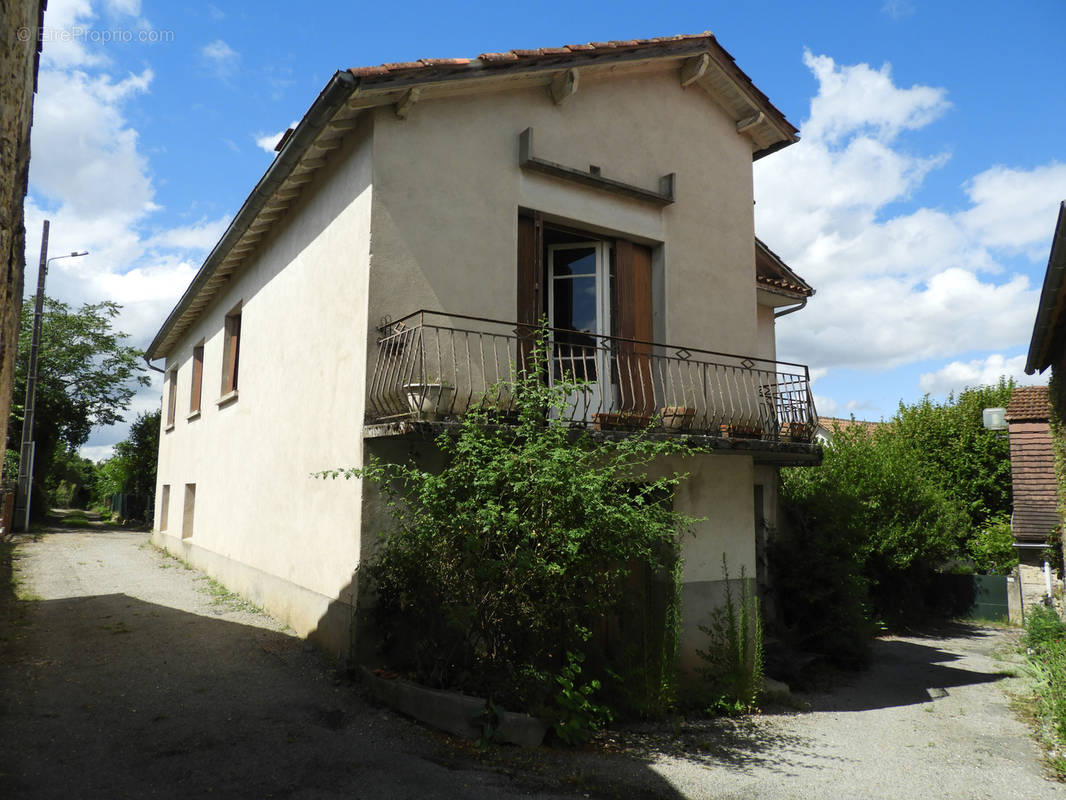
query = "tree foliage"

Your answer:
(94, 409), (161, 520)
(8, 297), (148, 519)
(891, 380), (1014, 528)
(324, 338), (695, 720)
(776, 381), (1018, 668)
(46, 445), (97, 509)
